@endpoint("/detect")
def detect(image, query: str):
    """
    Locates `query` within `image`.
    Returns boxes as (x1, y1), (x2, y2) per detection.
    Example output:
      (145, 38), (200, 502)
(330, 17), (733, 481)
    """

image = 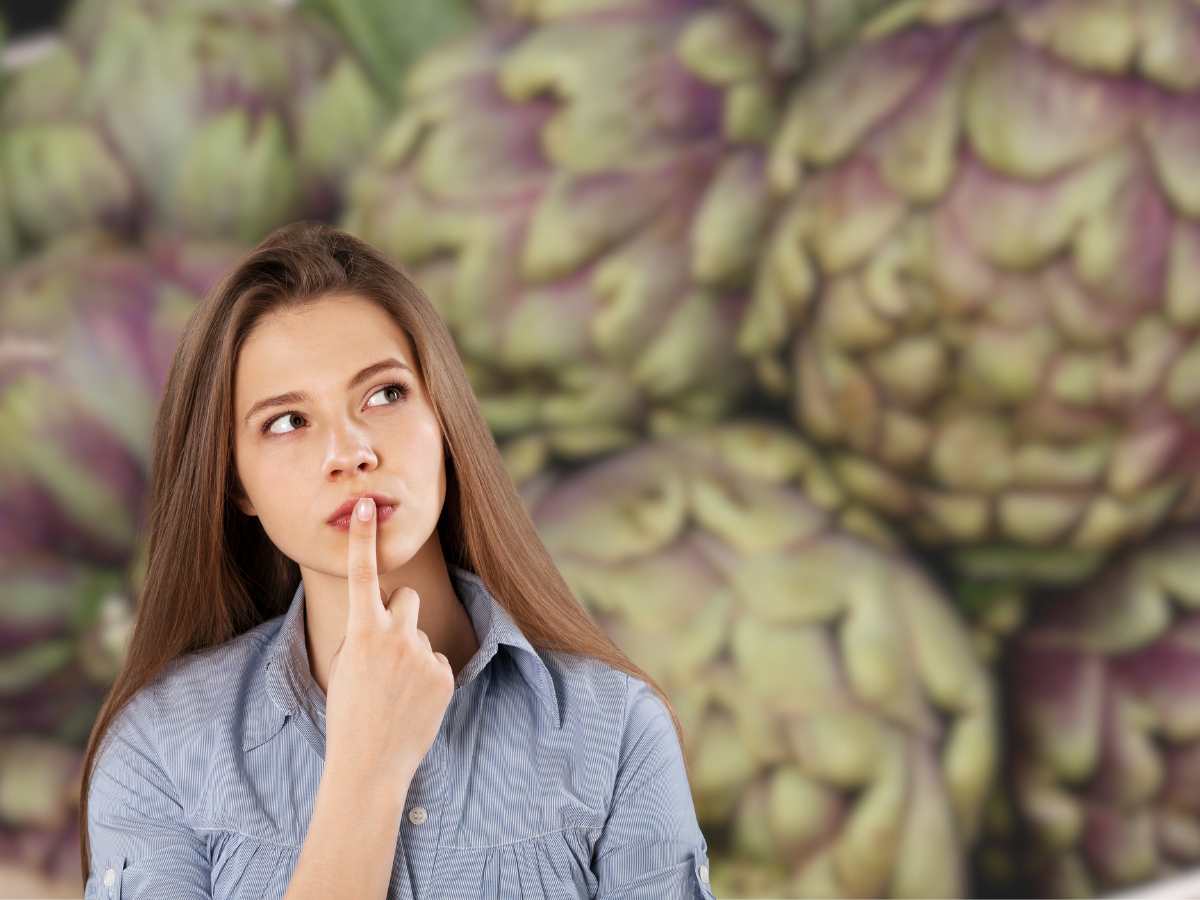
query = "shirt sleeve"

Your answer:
(592, 674), (718, 900)
(82, 690), (212, 900)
